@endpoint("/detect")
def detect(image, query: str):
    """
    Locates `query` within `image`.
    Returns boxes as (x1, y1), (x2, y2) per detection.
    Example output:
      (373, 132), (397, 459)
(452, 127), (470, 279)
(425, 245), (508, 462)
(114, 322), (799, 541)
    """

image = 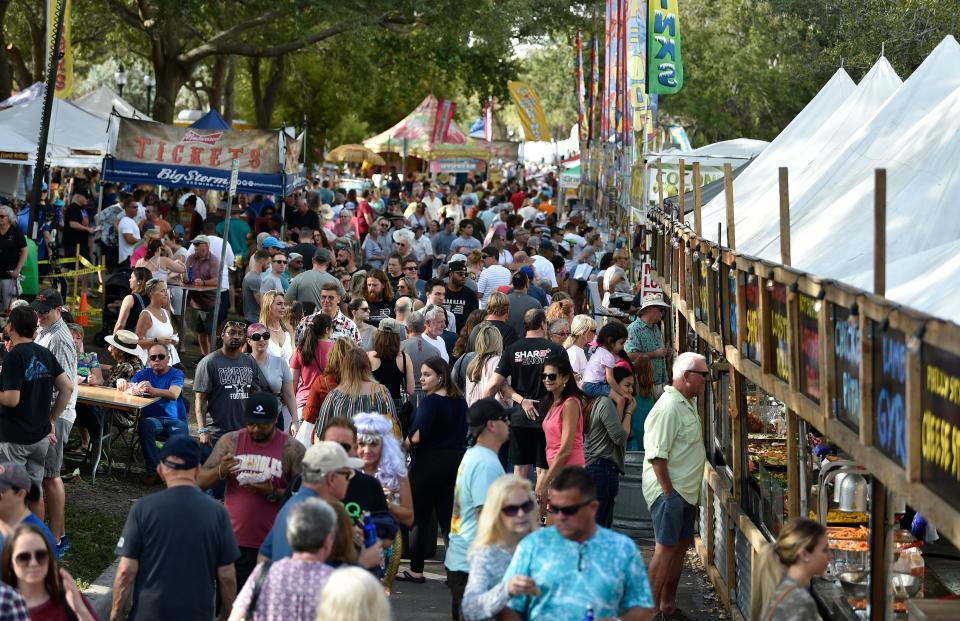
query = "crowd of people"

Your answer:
(0, 168), (834, 621)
